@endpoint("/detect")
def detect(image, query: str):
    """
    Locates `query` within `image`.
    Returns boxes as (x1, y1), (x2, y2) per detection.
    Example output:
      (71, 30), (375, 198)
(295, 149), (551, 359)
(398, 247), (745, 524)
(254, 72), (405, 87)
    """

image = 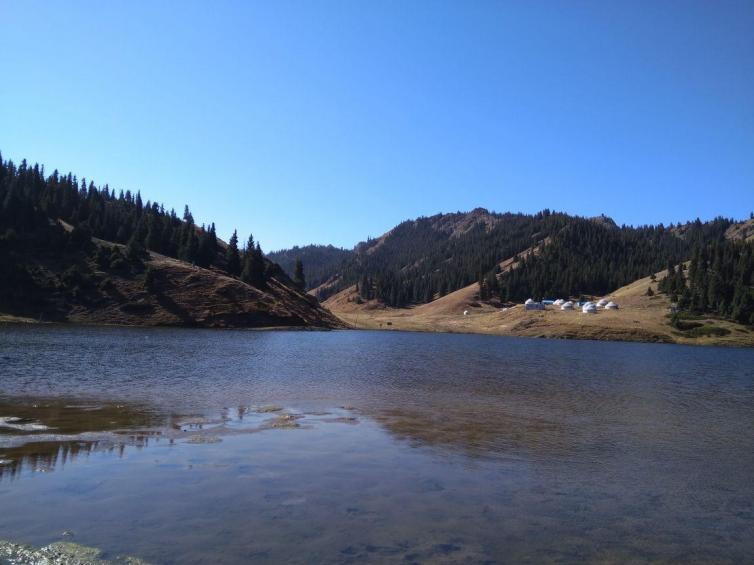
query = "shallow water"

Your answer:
(0, 325), (753, 563)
